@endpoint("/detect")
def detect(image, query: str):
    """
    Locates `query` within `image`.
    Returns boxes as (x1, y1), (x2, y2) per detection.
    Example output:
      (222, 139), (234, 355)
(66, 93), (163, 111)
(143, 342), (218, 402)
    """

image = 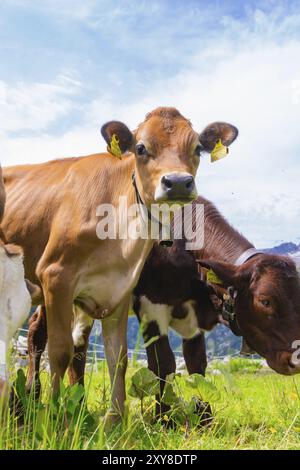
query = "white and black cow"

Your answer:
(132, 238), (219, 418)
